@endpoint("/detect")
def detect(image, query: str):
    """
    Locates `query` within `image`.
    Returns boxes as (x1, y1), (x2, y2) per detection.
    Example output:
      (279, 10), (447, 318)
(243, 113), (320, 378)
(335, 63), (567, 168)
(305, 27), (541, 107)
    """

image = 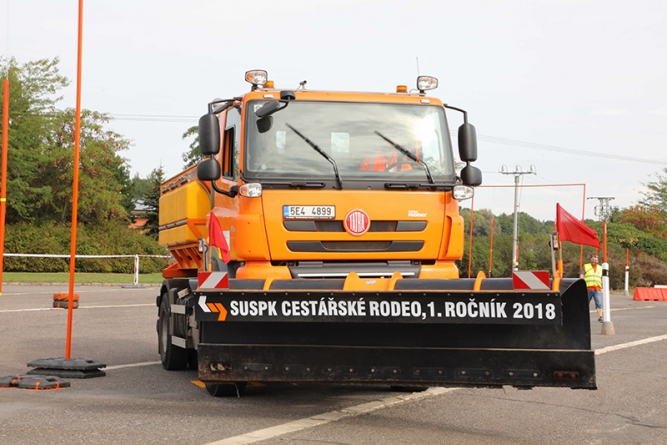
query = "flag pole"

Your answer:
(550, 232), (557, 281)
(557, 232), (563, 279)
